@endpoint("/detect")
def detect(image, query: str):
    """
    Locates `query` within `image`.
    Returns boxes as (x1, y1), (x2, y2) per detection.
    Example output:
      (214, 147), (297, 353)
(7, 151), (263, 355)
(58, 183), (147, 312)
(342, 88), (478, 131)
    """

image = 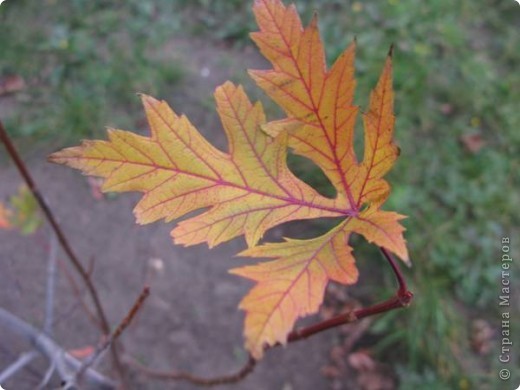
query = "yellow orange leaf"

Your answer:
(0, 186), (42, 234)
(231, 0), (407, 358)
(49, 82), (345, 248)
(231, 220), (357, 358)
(231, 206), (406, 358)
(250, 0), (359, 209)
(352, 53), (400, 207)
(49, 0), (409, 360)
(349, 207), (408, 263)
